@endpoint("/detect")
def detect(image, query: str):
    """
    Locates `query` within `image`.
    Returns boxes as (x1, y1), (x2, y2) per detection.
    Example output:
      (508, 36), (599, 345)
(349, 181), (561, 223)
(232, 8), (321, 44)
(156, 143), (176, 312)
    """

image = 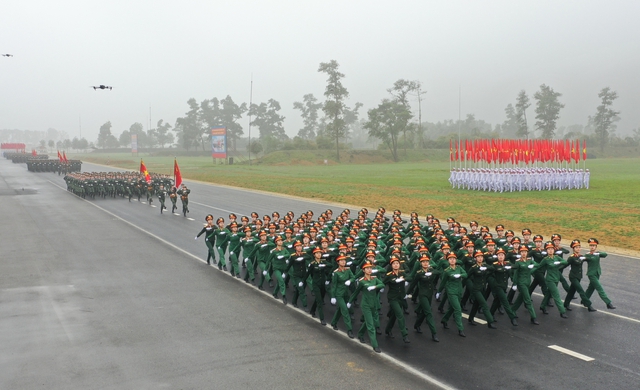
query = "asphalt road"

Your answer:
(2, 159), (639, 390)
